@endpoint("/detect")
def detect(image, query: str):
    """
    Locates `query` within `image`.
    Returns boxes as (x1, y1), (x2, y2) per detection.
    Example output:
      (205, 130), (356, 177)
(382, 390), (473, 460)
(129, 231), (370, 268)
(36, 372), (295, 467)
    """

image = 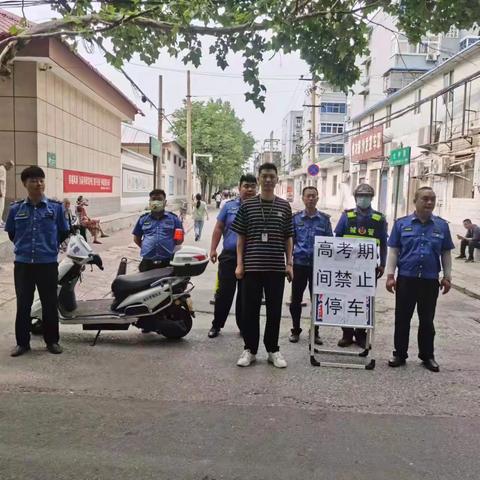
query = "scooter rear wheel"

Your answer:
(158, 304), (193, 339)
